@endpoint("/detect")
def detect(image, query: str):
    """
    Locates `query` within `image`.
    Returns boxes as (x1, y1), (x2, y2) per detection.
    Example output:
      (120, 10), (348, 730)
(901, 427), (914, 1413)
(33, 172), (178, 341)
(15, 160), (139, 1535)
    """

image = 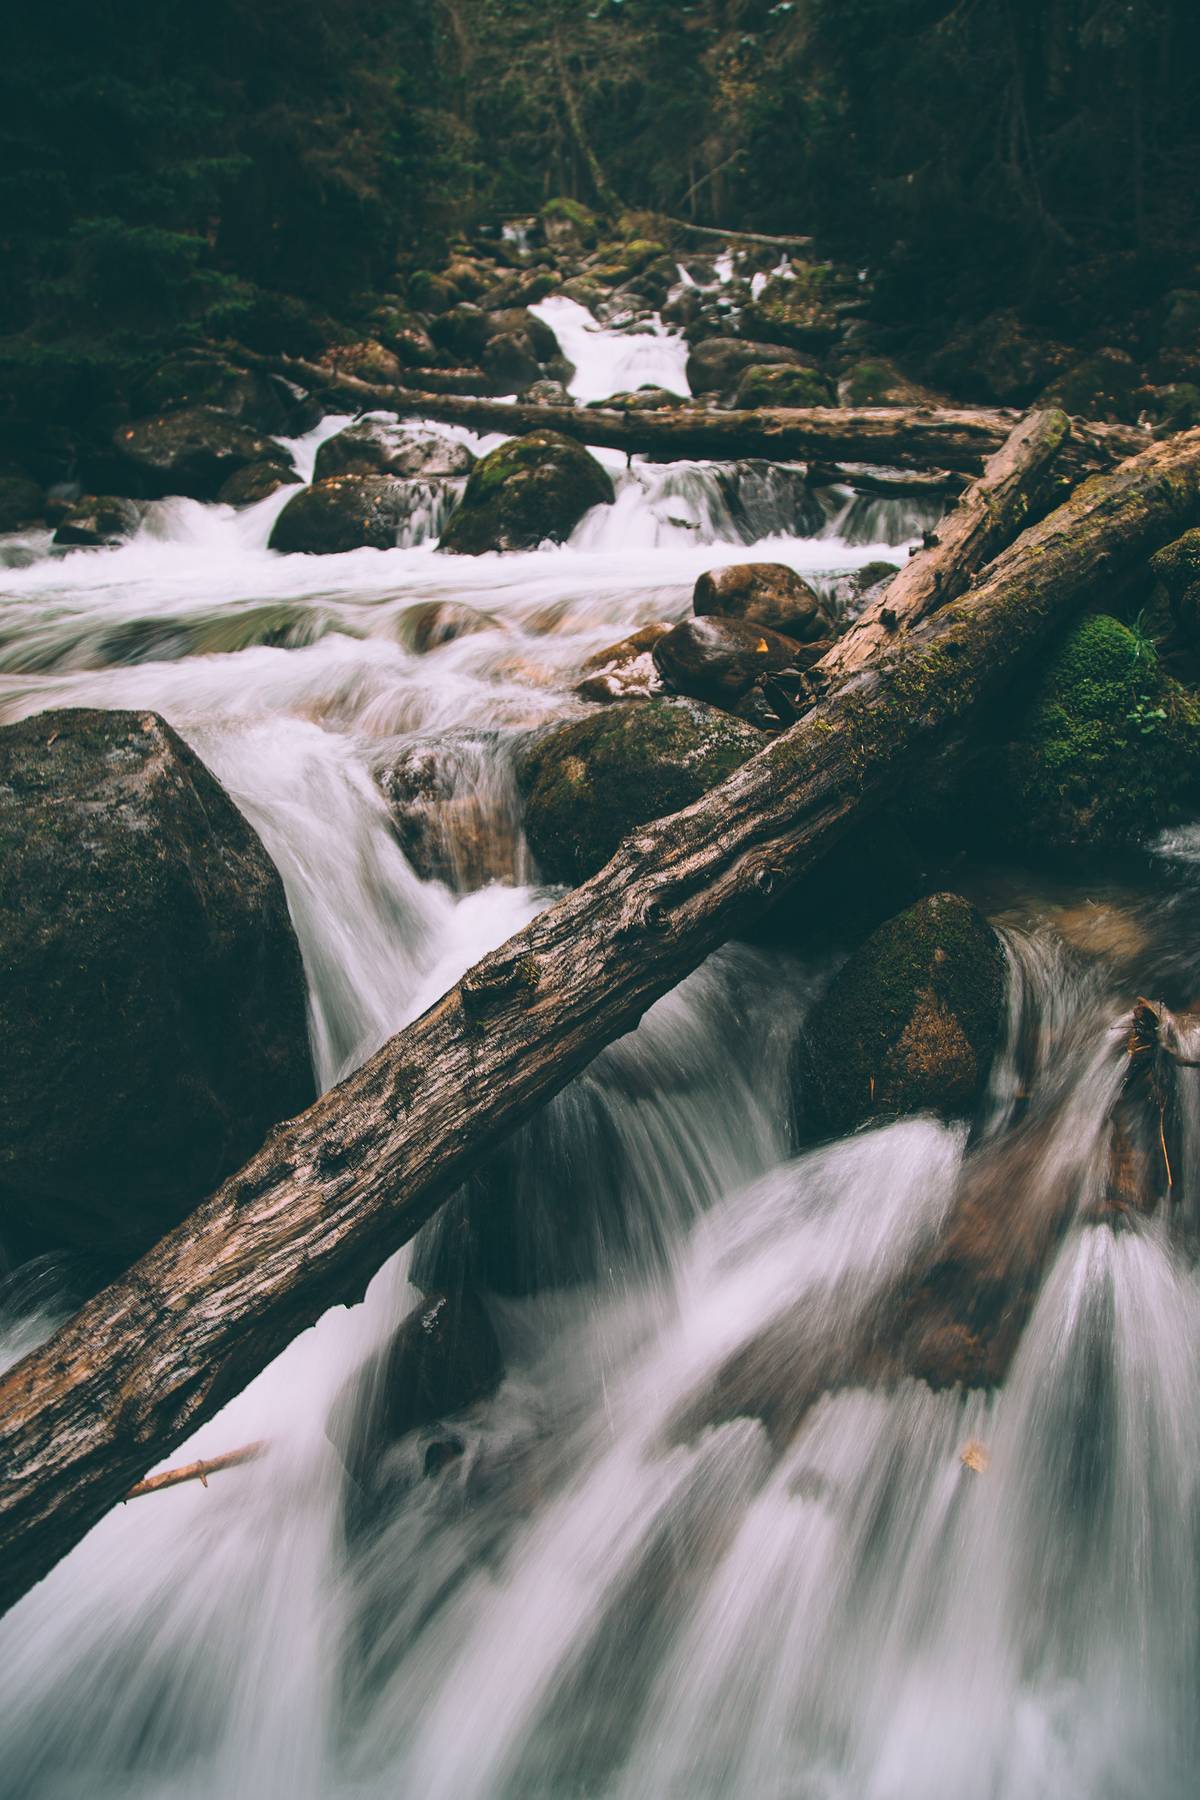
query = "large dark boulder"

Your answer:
(313, 420), (474, 484)
(326, 1289), (503, 1489)
(268, 475), (413, 554)
(439, 429), (614, 555)
(735, 364), (835, 408)
(686, 338), (801, 397)
(799, 893), (1006, 1138)
(481, 330), (541, 392)
(693, 562), (832, 644)
(112, 408), (295, 501)
(653, 616), (807, 707)
(131, 354), (311, 435)
(0, 709), (314, 1272)
(518, 696), (762, 884)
